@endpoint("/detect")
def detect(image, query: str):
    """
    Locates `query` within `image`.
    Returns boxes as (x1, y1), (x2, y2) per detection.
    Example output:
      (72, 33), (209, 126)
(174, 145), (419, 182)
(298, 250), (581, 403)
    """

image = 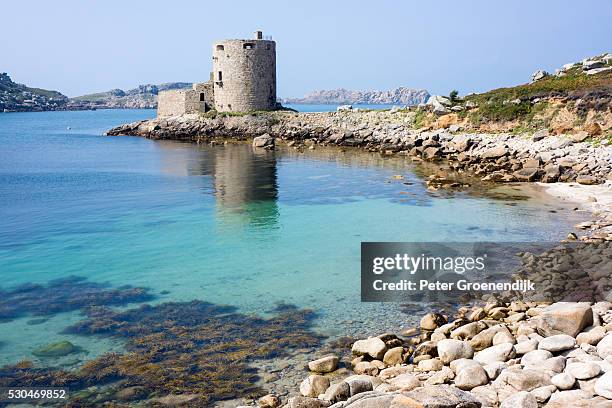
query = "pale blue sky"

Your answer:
(2, 0), (610, 97)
